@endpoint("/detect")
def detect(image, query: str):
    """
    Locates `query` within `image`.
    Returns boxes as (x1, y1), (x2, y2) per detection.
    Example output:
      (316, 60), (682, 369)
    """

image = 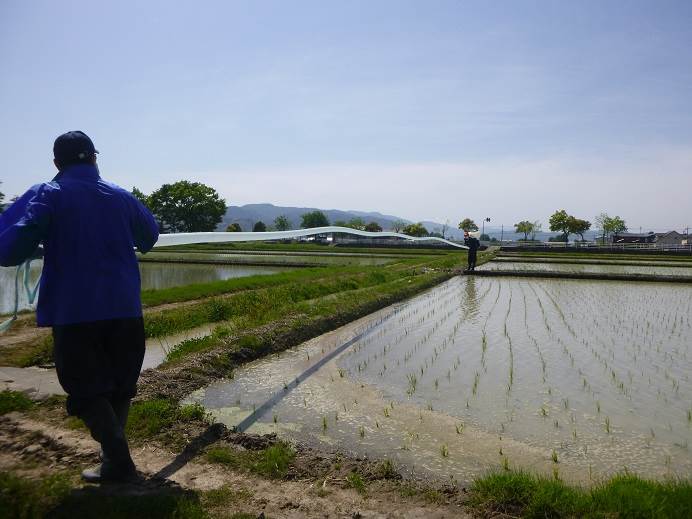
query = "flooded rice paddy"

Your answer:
(0, 261), (291, 314)
(187, 274), (692, 484)
(481, 260), (692, 278)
